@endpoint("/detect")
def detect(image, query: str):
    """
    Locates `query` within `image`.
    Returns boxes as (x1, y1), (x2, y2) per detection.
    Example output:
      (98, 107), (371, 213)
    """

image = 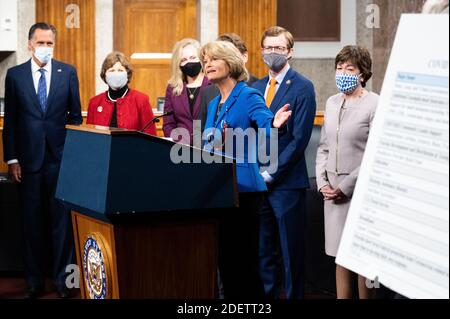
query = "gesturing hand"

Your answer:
(273, 104), (292, 128)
